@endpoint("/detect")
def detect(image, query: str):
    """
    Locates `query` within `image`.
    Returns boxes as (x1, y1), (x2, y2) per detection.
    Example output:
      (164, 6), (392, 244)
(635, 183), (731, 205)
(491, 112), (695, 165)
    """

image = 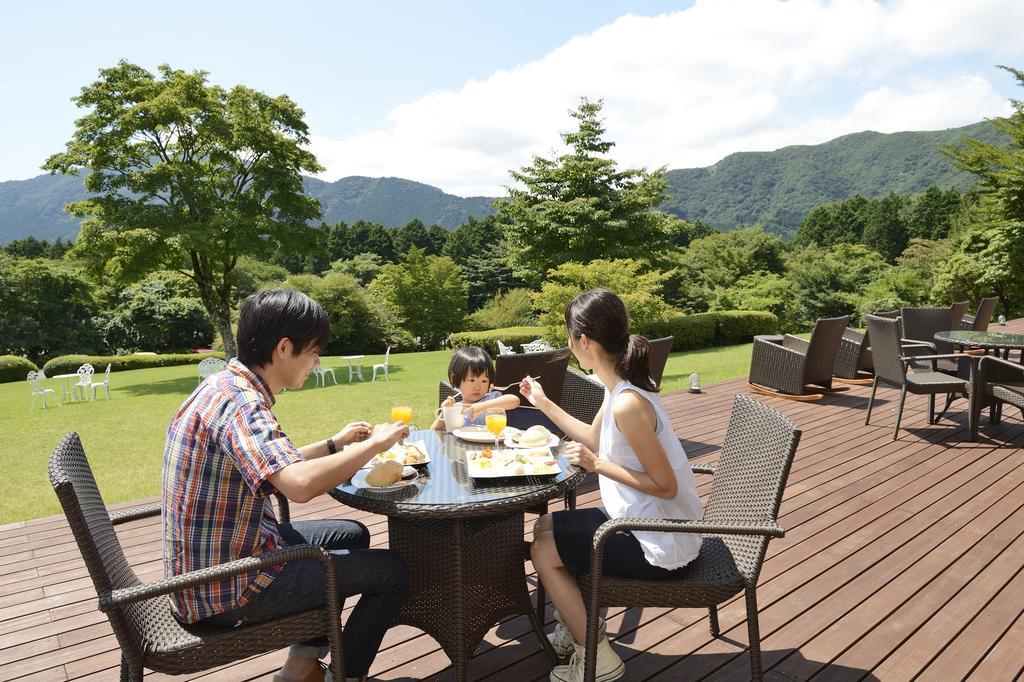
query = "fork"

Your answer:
(450, 376), (533, 399)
